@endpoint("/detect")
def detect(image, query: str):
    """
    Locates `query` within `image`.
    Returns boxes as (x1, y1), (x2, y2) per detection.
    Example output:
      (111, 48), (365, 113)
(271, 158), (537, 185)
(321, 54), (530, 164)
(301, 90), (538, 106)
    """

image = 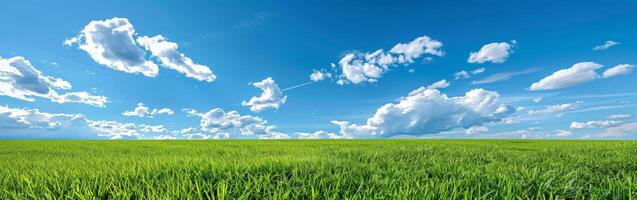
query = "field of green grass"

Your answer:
(0, 140), (636, 199)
